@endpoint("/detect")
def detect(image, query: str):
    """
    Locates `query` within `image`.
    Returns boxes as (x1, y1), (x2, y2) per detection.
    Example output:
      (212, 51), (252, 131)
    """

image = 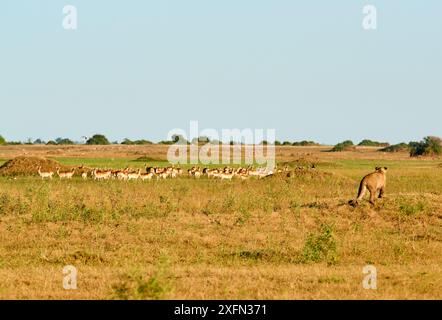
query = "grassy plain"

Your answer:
(0, 145), (441, 299)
